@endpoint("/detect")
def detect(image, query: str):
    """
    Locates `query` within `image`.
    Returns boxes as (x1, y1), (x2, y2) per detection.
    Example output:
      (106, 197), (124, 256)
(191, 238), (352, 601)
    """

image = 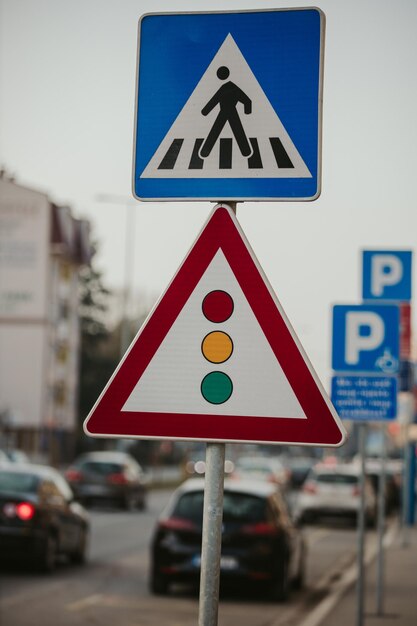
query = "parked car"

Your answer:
(65, 451), (148, 510)
(0, 449), (11, 466)
(184, 457), (235, 476)
(285, 456), (315, 490)
(4, 449), (31, 464)
(365, 457), (402, 513)
(232, 456), (289, 489)
(296, 463), (377, 526)
(0, 463), (89, 571)
(149, 478), (306, 601)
